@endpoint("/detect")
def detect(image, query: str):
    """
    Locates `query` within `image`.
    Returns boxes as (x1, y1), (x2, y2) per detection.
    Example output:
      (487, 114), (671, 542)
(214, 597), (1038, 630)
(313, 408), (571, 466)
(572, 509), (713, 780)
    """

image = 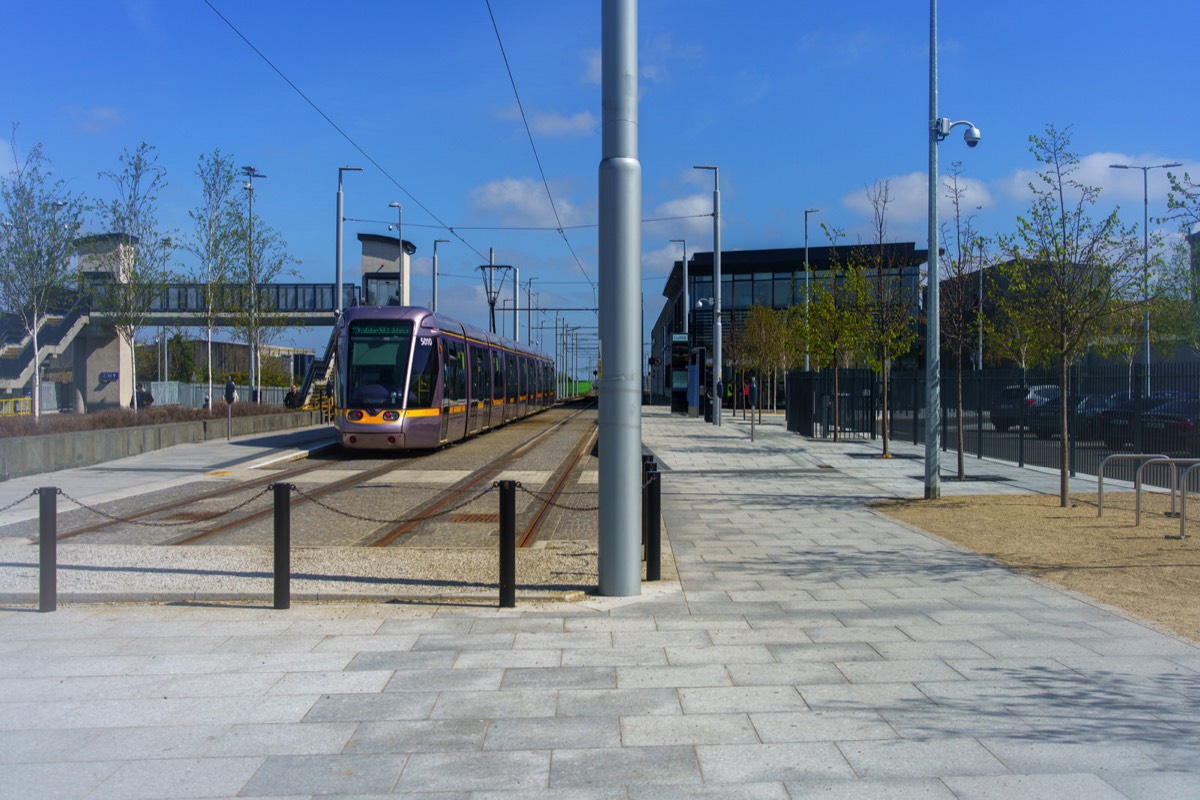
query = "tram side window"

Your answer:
(408, 337), (439, 408)
(472, 346), (489, 404)
(506, 354), (517, 403)
(444, 339), (467, 405)
(492, 351), (504, 402)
